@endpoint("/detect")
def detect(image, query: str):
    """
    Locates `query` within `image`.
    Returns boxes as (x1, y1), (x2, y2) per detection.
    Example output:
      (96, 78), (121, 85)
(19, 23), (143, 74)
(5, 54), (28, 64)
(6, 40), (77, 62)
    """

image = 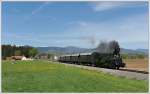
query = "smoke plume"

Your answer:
(88, 36), (96, 46)
(96, 40), (120, 54)
(79, 36), (96, 47)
